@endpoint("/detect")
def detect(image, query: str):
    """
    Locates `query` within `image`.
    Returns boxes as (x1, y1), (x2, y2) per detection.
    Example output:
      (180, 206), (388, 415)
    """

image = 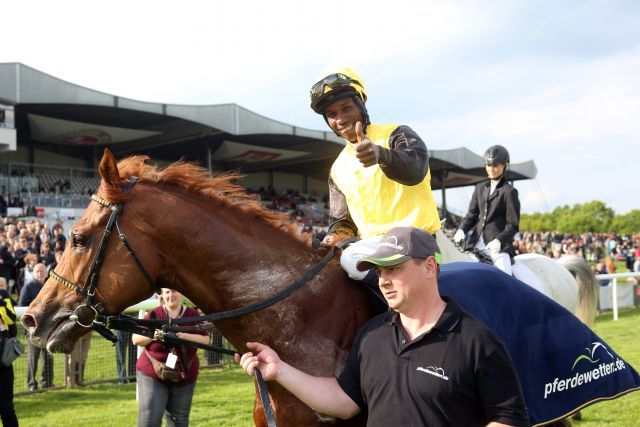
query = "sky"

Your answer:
(2, 0), (639, 215)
